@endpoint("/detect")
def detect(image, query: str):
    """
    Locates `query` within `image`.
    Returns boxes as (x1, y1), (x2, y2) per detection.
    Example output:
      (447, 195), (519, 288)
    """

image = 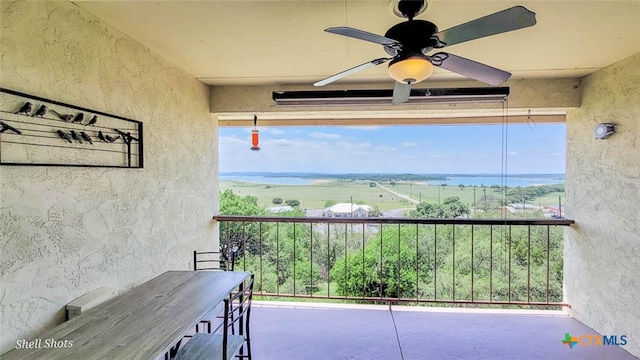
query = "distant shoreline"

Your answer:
(220, 172), (565, 181)
(220, 173), (565, 187)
